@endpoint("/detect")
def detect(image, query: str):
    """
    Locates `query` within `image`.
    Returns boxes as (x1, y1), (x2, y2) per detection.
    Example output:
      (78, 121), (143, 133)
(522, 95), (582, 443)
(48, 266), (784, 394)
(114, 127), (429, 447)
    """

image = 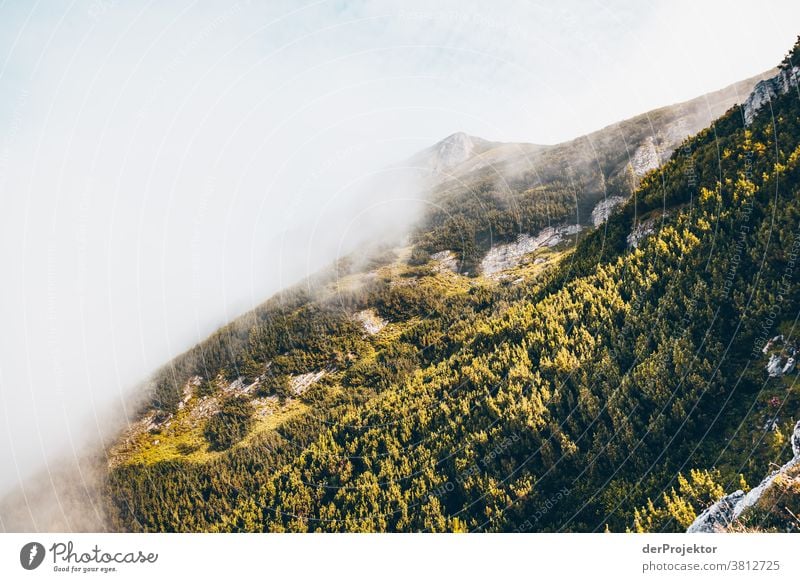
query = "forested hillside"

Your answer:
(411, 69), (774, 273)
(105, 40), (800, 533)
